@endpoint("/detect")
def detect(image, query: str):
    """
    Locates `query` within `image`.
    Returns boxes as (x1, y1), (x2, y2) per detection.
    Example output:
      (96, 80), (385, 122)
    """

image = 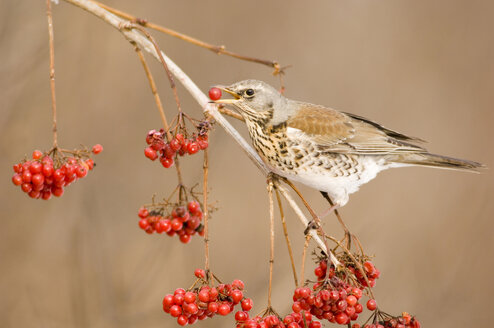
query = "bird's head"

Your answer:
(212, 80), (291, 124)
